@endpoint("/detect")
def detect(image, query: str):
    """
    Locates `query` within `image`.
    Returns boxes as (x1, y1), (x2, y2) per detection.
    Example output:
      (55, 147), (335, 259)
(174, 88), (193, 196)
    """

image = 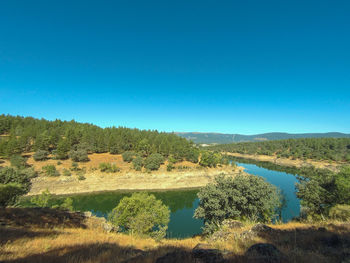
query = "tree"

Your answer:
(0, 167), (36, 207)
(108, 192), (170, 239)
(194, 174), (281, 234)
(69, 149), (89, 162)
(33, 150), (49, 161)
(30, 189), (52, 207)
(54, 139), (70, 160)
(144, 153), (164, 170)
(42, 165), (60, 177)
(10, 155), (27, 169)
(132, 156), (143, 171)
(122, 151), (135, 163)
